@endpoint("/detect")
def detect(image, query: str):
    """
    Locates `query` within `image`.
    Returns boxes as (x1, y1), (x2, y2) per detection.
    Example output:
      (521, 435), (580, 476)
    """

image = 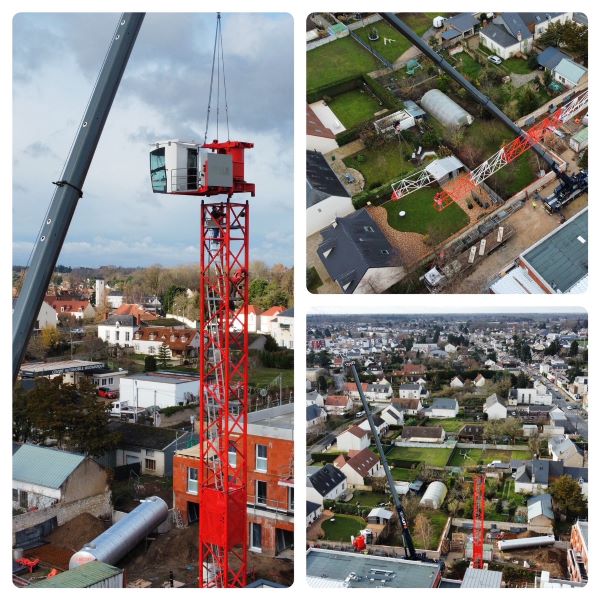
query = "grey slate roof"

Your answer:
(399, 383), (420, 391)
(520, 13), (563, 28)
(317, 209), (401, 294)
(100, 314), (137, 326)
(446, 13), (478, 33)
(481, 22), (520, 48)
(279, 307), (294, 317)
(307, 150), (350, 208)
(527, 493), (554, 521)
(521, 209), (587, 292)
(495, 13), (532, 40)
(307, 501), (321, 516)
(309, 463), (346, 497)
(108, 421), (187, 451)
(307, 404), (323, 422)
(13, 444), (86, 489)
(537, 46), (569, 70)
(484, 393), (506, 409)
(431, 398), (459, 411)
